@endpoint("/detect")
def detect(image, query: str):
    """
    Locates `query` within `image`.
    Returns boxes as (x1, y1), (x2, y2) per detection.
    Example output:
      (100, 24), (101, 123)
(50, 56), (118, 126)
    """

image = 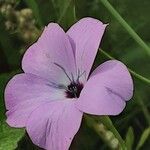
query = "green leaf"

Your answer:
(36, 0), (57, 24)
(57, 0), (76, 29)
(125, 127), (134, 150)
(0, 121), (25, 150)
(25, 0), (43, 27)
(136, 127), (150, 150)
